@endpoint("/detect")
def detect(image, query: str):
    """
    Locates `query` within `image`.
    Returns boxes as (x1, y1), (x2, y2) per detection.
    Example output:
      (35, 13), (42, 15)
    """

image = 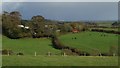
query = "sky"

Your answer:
(1, 2), (119, 21)
(1, 0), (120, 2)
